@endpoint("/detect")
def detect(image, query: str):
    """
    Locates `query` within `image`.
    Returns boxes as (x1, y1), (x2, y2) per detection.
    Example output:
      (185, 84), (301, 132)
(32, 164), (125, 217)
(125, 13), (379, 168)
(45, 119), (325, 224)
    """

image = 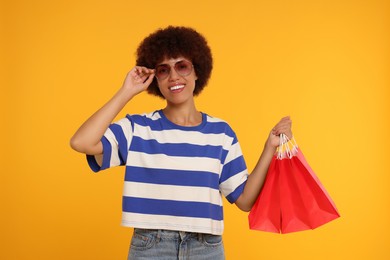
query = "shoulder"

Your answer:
(124, 110), (161, 124)
(204, 113), (227, 124)
(203, 111), (230, 124)
(204, 113), (237, 137)
(126, 110), (160, 120)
